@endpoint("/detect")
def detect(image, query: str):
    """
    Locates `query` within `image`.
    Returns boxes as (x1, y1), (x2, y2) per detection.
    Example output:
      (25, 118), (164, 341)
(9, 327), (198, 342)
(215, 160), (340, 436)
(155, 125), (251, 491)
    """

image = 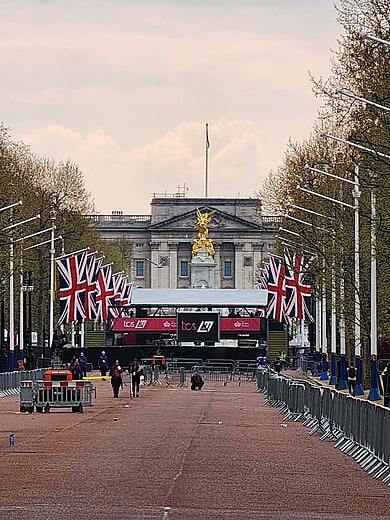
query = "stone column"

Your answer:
(234, 242), (244, 289)
(159, 241), (169, 288)
(252, 242), (264, 285)
(214, 243), (221, 289)
(150, 242), (160, 288)
(168, 242), (178, 289)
